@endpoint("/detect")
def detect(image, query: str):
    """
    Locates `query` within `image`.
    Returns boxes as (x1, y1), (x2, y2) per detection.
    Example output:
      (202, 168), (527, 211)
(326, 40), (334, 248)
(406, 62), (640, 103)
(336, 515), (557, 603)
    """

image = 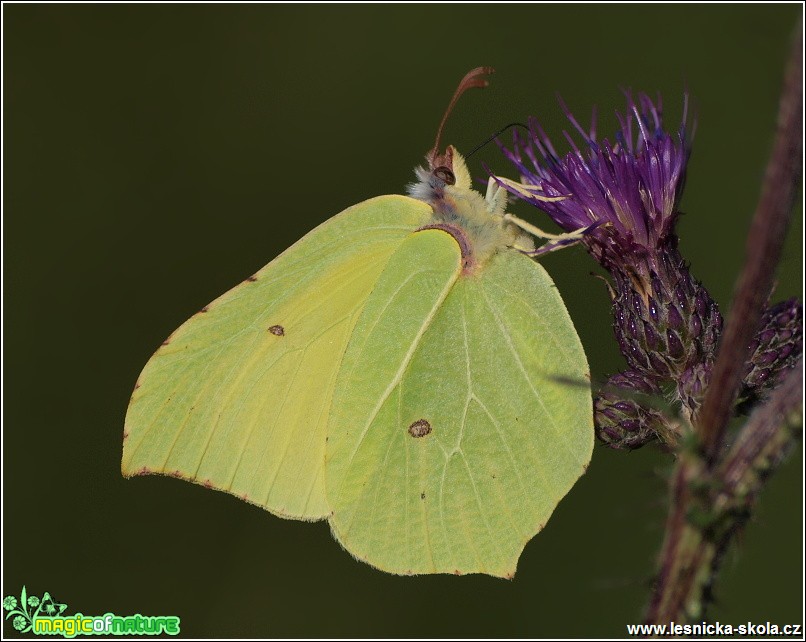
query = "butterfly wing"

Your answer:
(326, 236), (592, 576)
(122, 195), (432, 520)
